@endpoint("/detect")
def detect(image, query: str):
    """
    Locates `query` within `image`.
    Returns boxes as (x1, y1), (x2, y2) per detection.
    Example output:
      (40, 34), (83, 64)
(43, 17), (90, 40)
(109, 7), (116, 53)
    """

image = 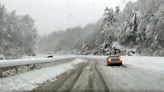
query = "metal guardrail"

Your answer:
(0, 57), (75, 78)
